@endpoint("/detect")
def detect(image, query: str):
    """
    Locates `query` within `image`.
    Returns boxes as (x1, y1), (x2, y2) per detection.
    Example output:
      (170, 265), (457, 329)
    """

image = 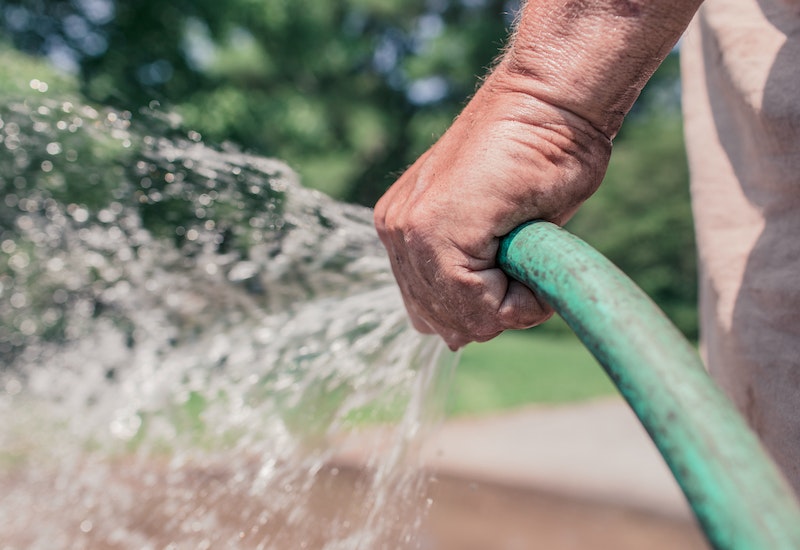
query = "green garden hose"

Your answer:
(497, 221), (800, 550)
